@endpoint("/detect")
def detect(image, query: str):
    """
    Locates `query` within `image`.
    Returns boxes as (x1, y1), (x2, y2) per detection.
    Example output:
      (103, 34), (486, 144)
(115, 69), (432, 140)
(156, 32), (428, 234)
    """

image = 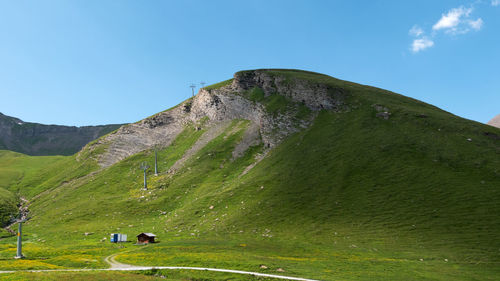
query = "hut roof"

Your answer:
(137, 232), (156, 237)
